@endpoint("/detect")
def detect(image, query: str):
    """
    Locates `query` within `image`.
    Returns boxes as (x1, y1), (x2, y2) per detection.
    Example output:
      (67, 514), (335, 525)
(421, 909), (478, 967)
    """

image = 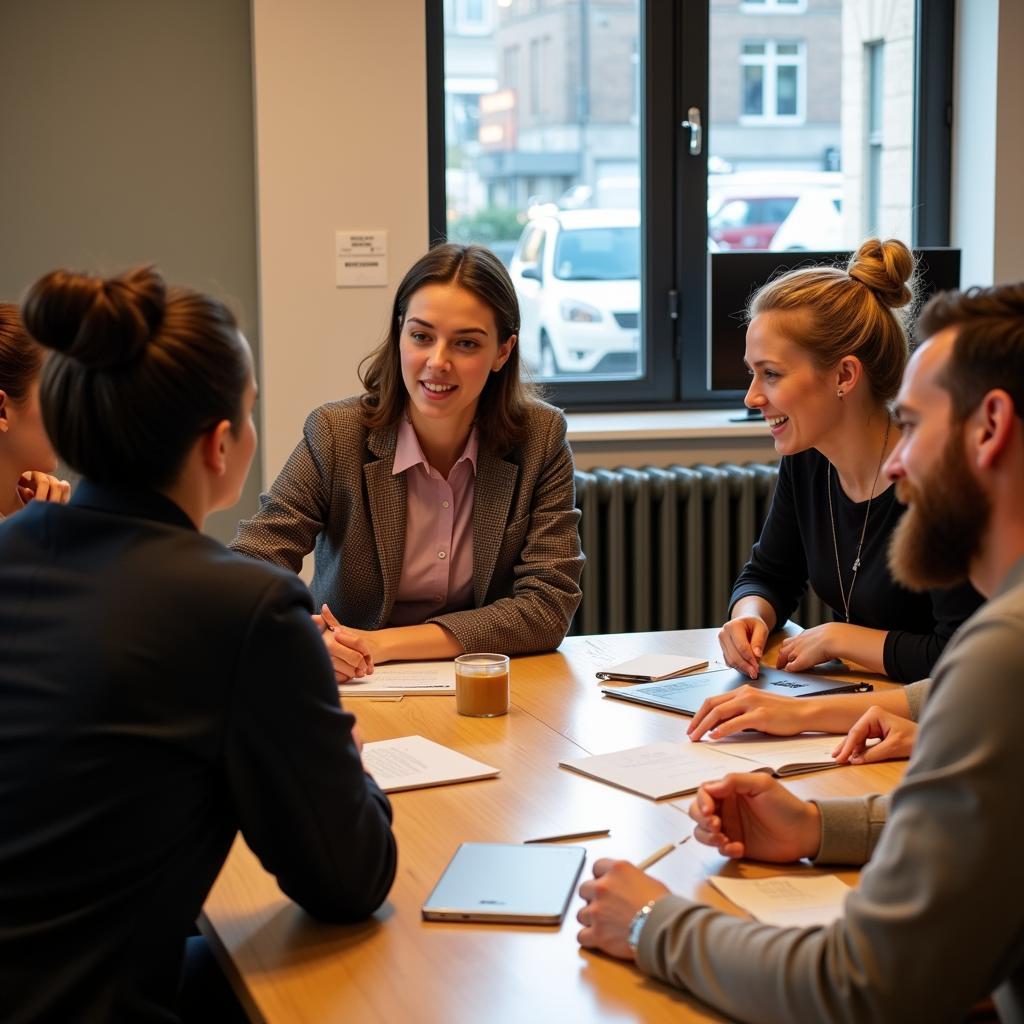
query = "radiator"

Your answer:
(571, 462), (827, 635)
